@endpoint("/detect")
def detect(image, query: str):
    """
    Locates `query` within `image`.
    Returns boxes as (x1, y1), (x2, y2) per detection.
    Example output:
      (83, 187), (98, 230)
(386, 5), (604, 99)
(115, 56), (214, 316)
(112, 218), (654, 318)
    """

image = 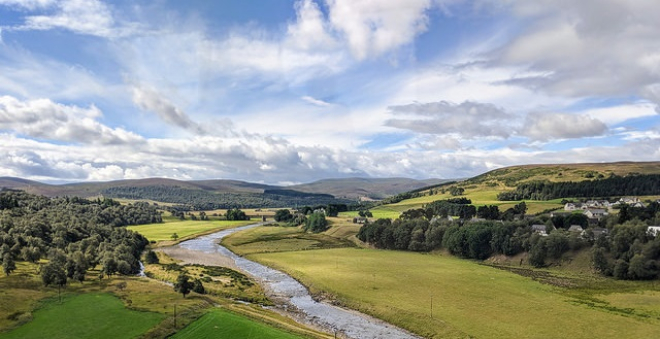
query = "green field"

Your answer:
(172, 308), (304, 339)
(0, 293), (164, 339)
(223, 220), (357, 255)
(251, 248), (660, 338)
(127, 219), (254, 242)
